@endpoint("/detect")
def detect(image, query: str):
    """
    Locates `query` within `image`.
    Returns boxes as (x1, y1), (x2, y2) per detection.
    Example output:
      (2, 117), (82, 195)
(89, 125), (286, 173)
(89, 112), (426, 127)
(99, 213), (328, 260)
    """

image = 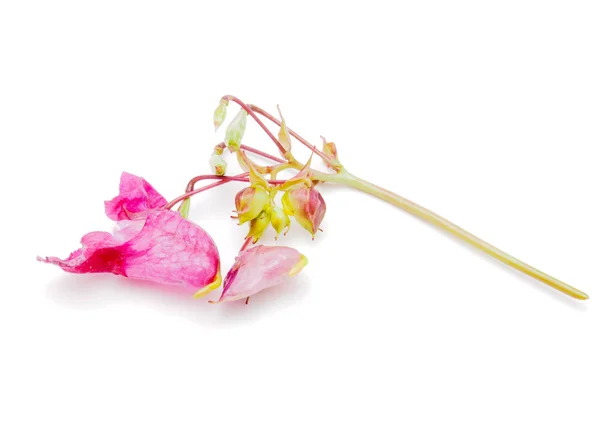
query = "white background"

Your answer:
(1, 1), (599, 425)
